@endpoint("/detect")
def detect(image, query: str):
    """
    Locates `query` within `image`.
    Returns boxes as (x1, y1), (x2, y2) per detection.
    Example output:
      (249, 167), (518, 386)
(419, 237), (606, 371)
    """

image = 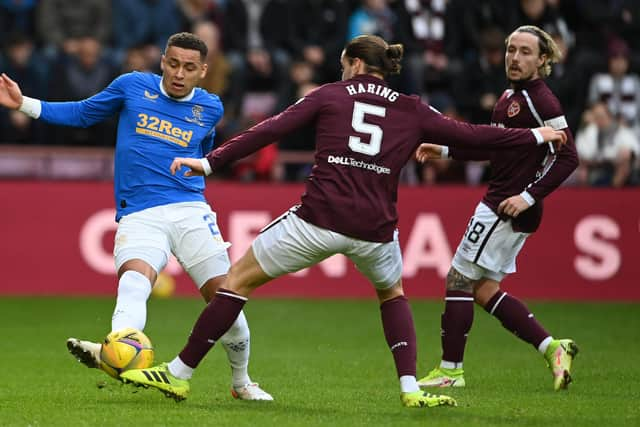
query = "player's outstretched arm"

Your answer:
(415, 143), (445, 163)
(0, 73), (23, 110)
(170, 157), (206, 177)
